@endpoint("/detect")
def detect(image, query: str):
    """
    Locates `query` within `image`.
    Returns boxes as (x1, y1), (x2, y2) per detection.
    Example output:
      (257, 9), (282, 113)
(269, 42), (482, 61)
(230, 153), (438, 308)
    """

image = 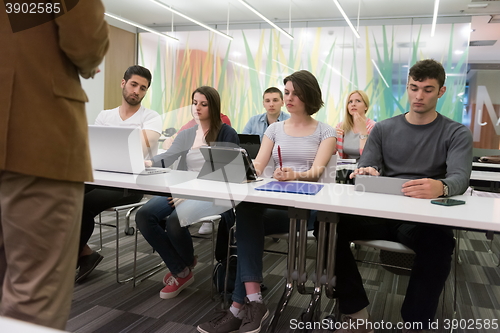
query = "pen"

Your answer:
(278, 145), (283, 170)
